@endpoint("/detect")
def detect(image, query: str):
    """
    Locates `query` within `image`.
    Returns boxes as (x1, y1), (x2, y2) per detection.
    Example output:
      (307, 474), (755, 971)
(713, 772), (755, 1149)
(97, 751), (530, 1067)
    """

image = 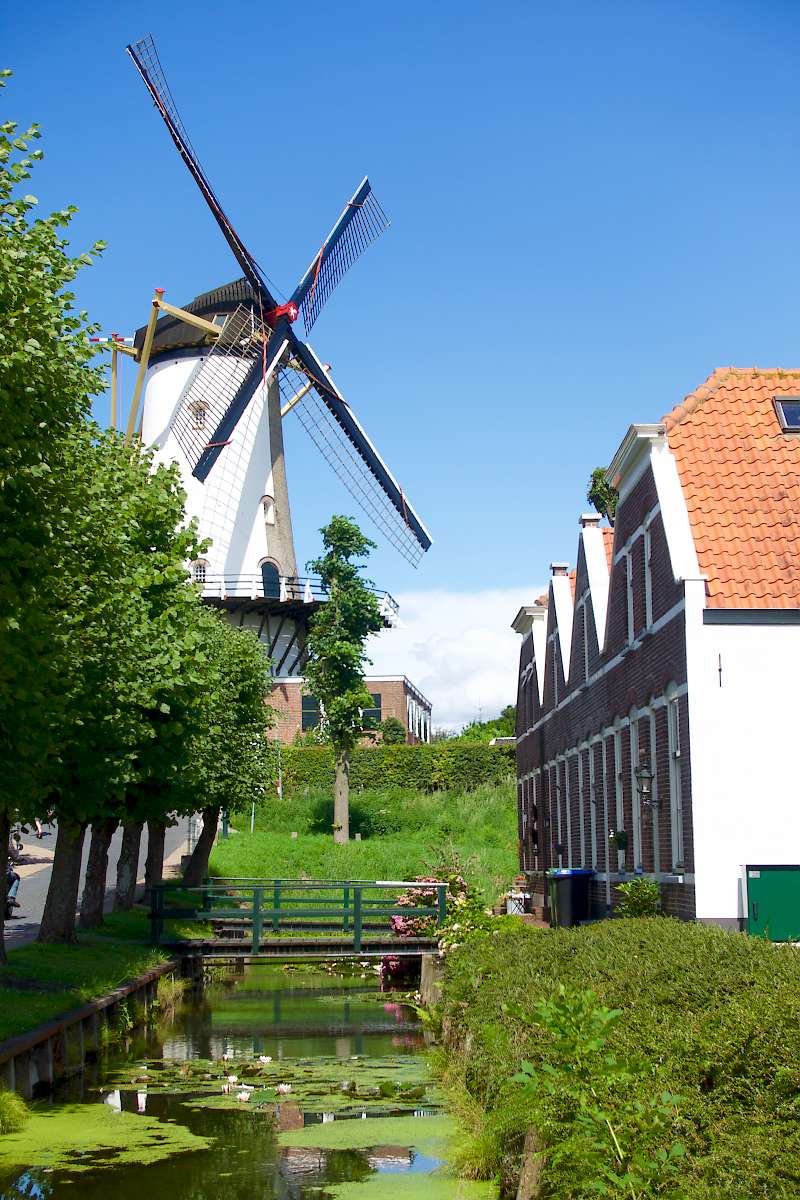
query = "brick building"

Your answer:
(270, 675), (432, 746)
(514, 368), (800, 926)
